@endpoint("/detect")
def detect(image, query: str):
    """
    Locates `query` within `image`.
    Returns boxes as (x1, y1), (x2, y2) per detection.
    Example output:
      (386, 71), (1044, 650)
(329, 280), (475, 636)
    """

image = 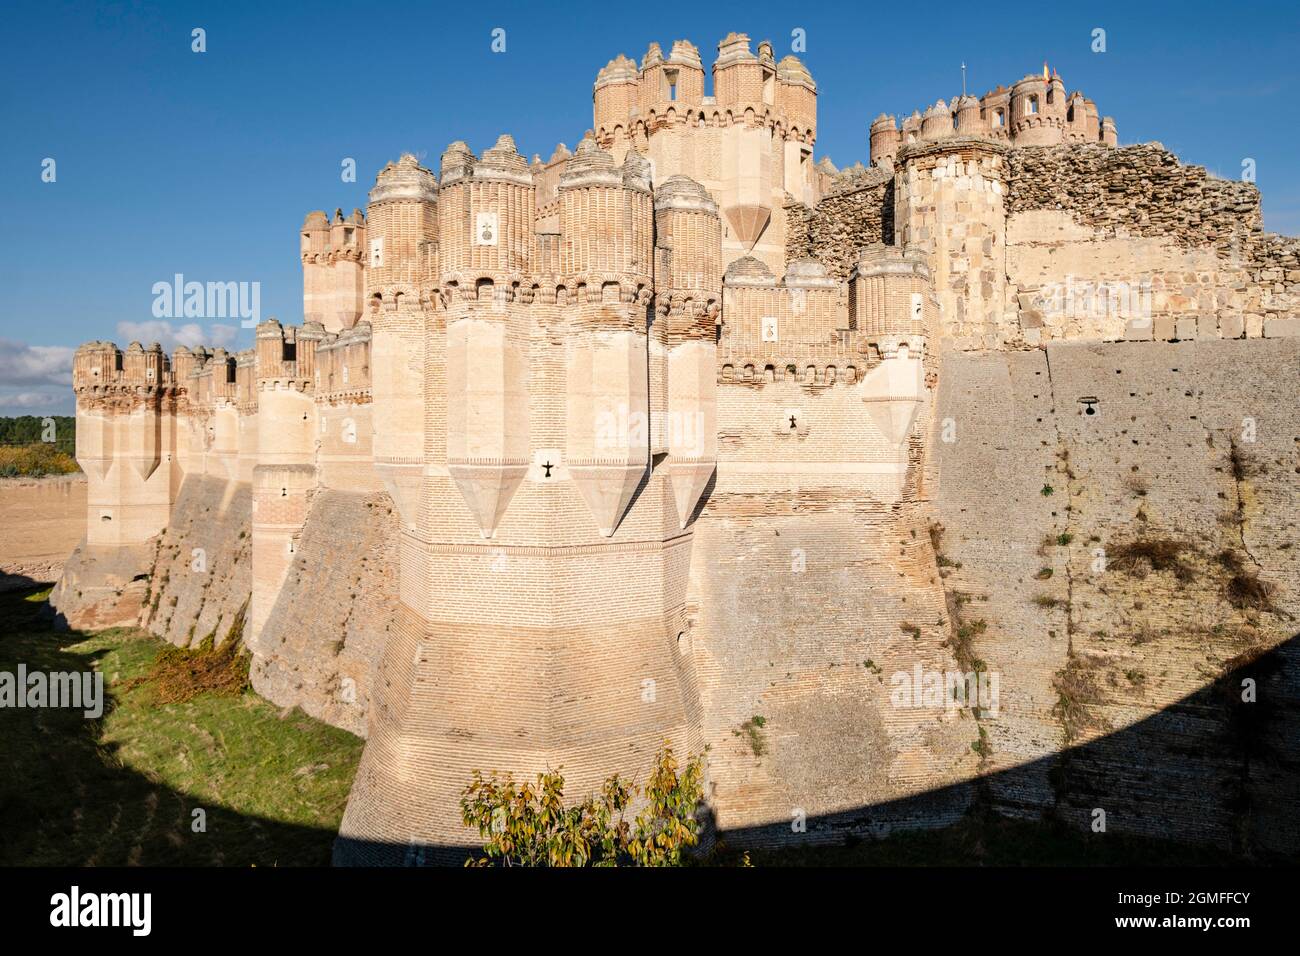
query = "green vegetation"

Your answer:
(735, 715), (768, 757)
(0, 586), (362, 866)
(0, 415), (79, 476)
(460, 747), (705, 867)
(0, 415), (75, 446)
